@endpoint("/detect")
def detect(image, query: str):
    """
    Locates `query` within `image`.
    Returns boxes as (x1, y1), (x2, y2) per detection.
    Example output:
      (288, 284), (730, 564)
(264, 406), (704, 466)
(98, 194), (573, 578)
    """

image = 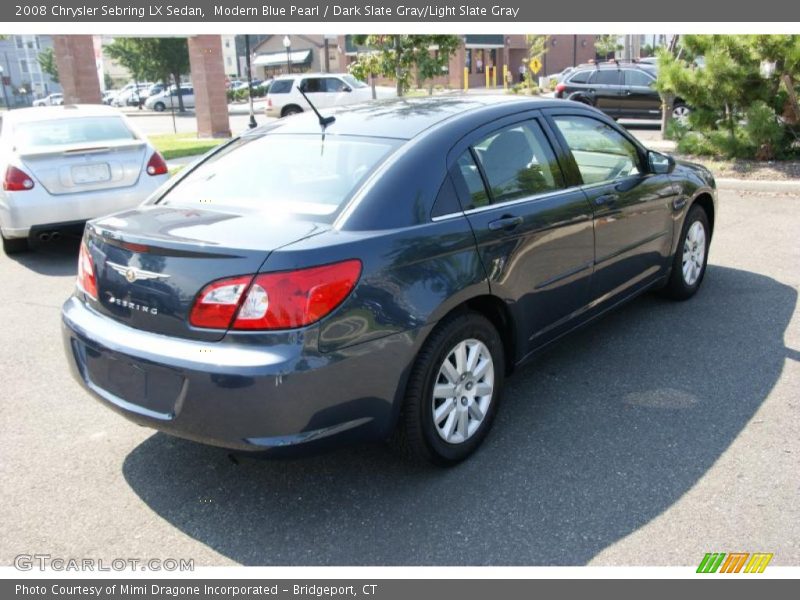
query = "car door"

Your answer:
(448, 114), (595, 353)
(621, 69), (661, 118)
(322, 76), (355, 108)
(299, 77), (330, 109)
(547, 111), (677, 304)
(590, 69), (624, 116)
